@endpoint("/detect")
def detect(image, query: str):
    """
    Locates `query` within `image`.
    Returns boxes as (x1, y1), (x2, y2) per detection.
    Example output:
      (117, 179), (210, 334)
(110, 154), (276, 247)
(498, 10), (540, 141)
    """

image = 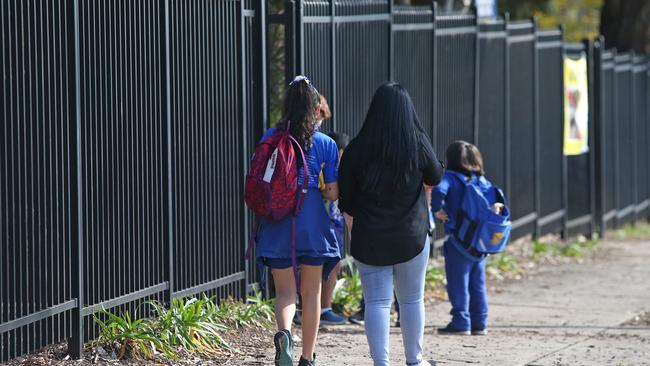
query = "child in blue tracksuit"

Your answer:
(431, 141), (496, 336)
